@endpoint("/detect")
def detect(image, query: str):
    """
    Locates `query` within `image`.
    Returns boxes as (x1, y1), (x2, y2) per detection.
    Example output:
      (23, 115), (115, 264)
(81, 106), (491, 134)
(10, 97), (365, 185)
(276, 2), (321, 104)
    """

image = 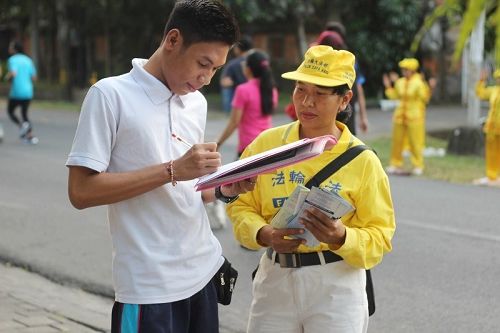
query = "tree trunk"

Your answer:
(56, 0), (72, 100)
(324, 0), (342, 22)
(104, 0), (111, 76)
(296, 15), (307, 58)
(466, 10), (485, 126)
(29, 0), (40, 71)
